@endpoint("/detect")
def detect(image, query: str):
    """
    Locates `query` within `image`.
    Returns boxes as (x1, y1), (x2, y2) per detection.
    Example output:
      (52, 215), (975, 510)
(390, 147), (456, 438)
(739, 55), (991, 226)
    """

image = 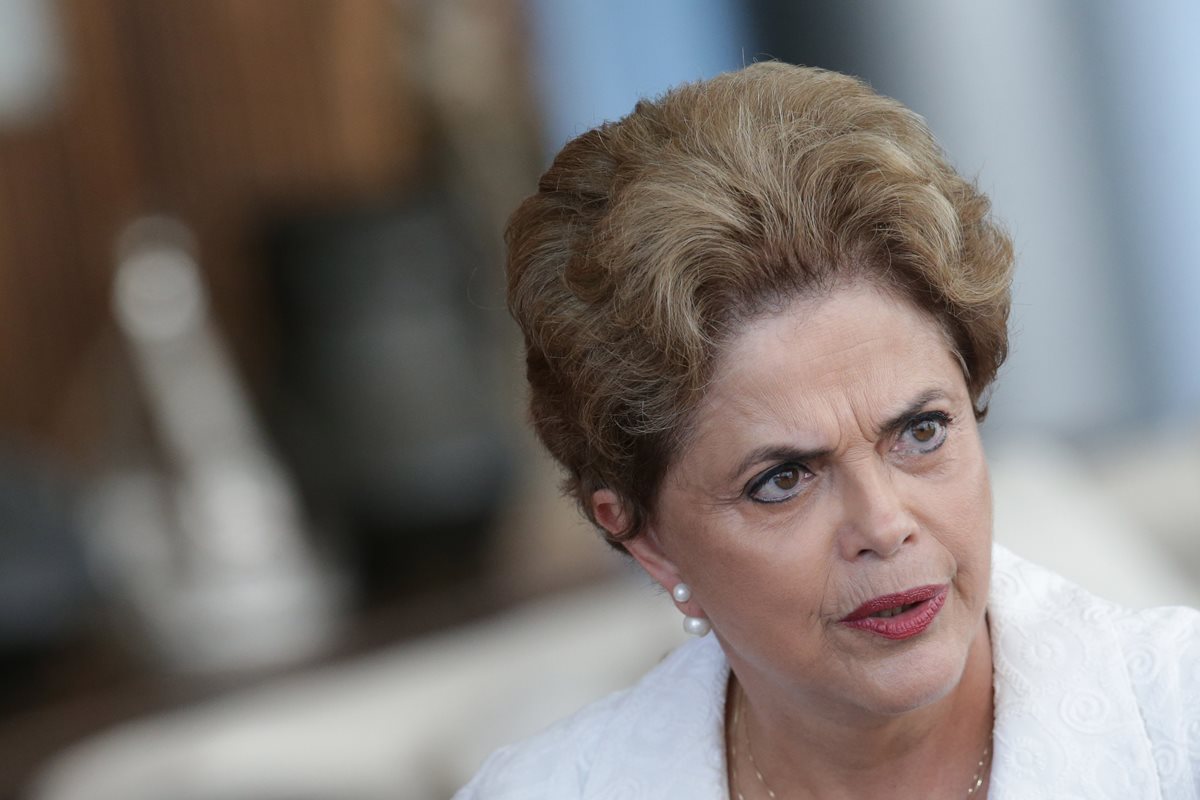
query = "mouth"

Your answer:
(839, 584), (949, 640)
